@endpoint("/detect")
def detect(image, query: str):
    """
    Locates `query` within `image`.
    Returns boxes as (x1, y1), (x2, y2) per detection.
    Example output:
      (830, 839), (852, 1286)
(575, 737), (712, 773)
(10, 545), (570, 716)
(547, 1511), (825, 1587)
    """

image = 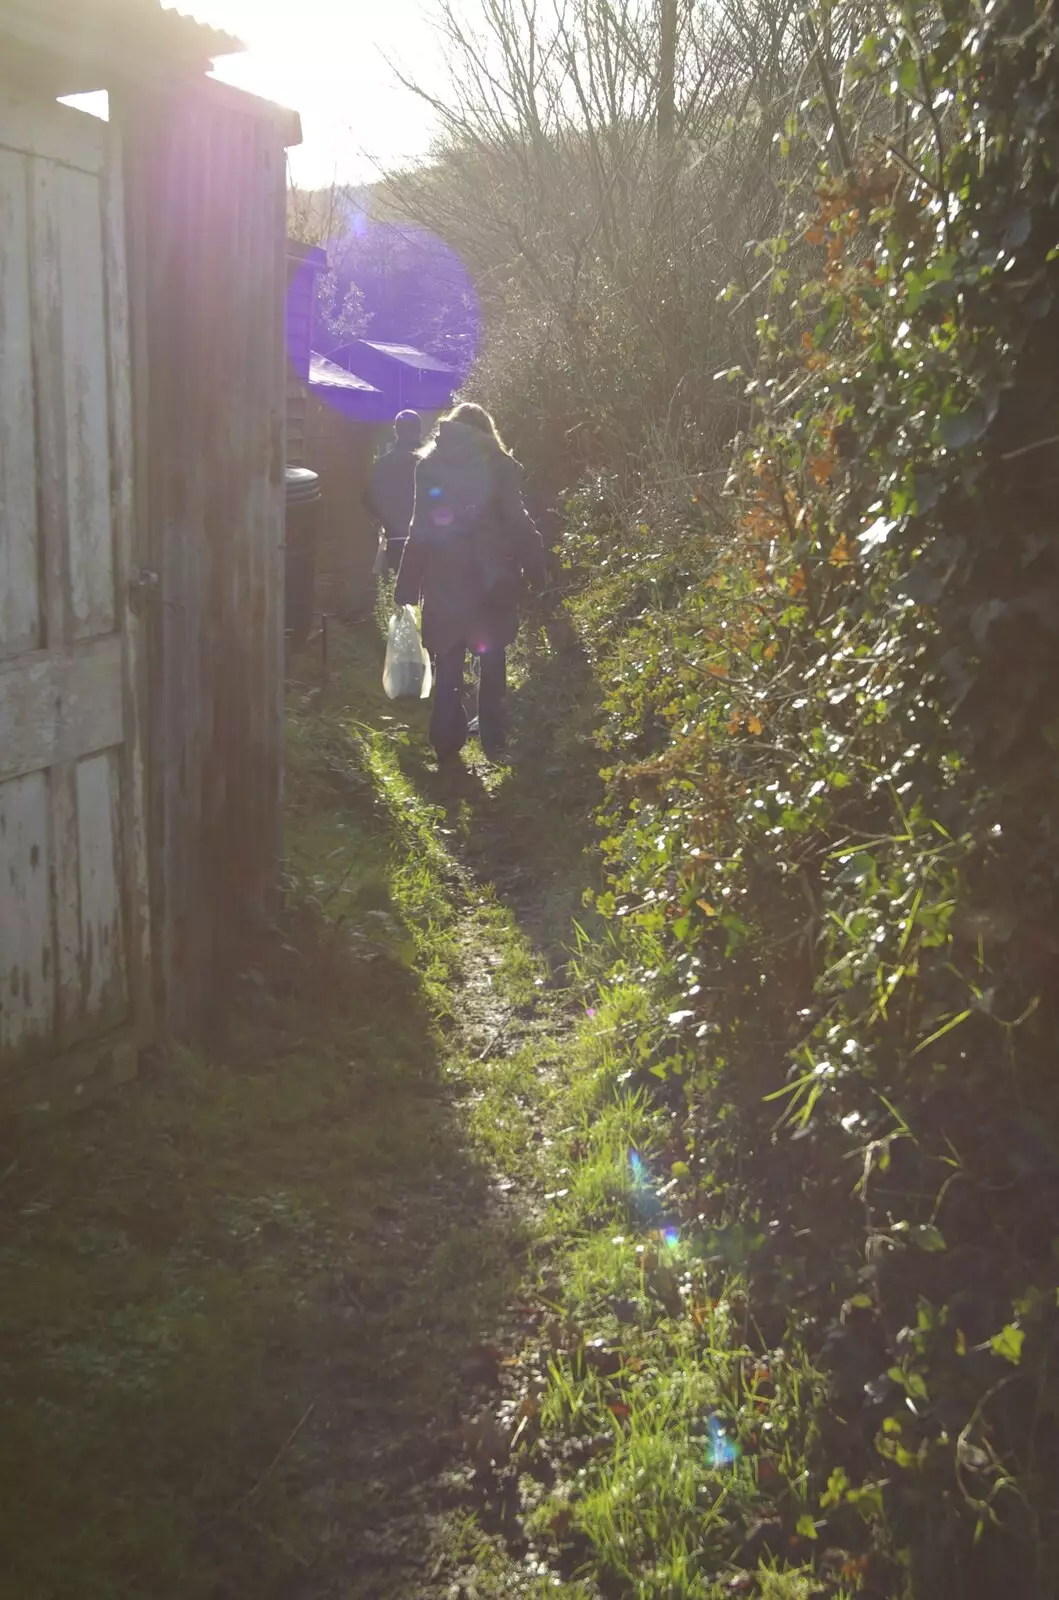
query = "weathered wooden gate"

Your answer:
(0, 90), (150, 1112)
